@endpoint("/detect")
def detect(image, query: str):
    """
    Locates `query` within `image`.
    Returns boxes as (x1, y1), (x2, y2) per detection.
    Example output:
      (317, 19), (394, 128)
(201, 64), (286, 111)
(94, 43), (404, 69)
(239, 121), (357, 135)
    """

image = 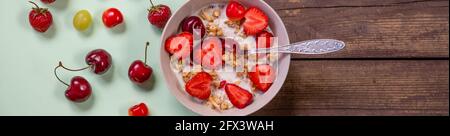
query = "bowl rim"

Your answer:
(159, 0), (291, 116)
